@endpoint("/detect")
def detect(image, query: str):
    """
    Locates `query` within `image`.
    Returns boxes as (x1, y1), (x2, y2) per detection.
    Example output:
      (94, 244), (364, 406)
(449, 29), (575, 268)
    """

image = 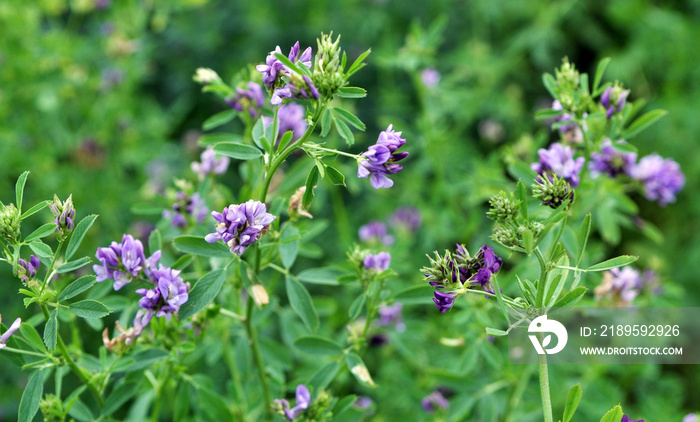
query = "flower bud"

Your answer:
(487, 191), (519, 222)
(0, 203), (21, 243)
(533, 174), (575, 209)
(312, 32), (344, 98)
(193, 67), (222, 85)
(555, 58), (580, 99)
(288, 186), (313, 221)
(48, 194), (76, 240)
